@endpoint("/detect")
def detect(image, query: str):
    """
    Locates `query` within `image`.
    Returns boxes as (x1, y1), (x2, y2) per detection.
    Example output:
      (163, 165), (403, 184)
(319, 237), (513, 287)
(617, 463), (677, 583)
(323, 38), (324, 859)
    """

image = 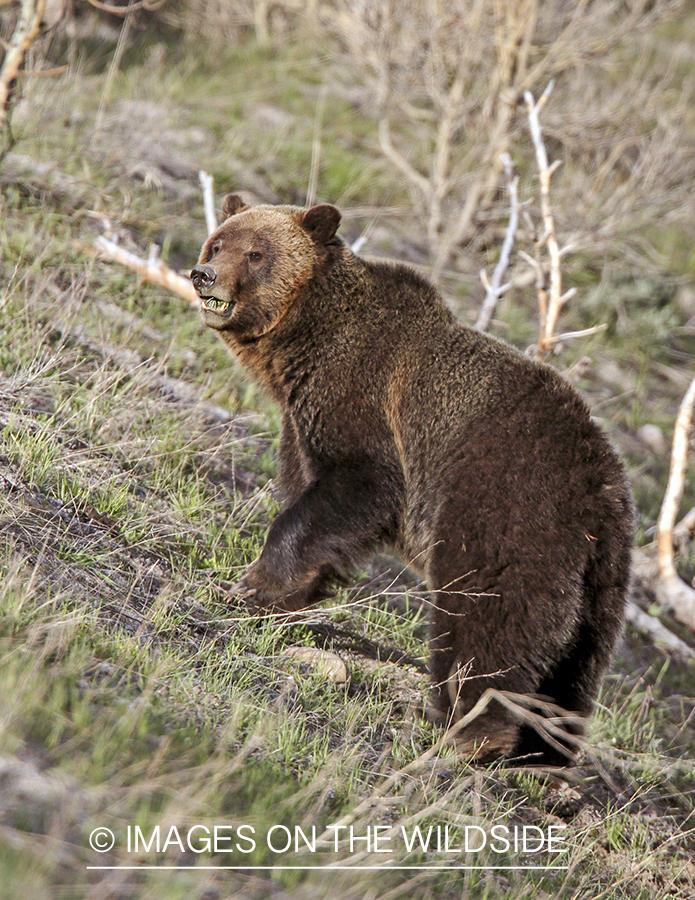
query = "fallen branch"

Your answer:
(85, 171), (220, 308)
(624, 600), (695, 663)
(628, 549), (695, 661)
(87, 236), (199, 307)
(655, 372), (695, 631)
(476, 153), (520, 333)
